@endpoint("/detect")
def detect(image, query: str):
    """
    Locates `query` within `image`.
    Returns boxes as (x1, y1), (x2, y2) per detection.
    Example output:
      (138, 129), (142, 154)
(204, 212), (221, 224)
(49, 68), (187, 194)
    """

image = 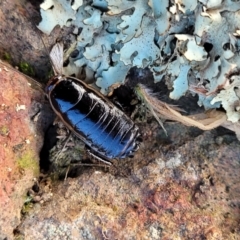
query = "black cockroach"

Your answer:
(46, 43), (140, 163)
